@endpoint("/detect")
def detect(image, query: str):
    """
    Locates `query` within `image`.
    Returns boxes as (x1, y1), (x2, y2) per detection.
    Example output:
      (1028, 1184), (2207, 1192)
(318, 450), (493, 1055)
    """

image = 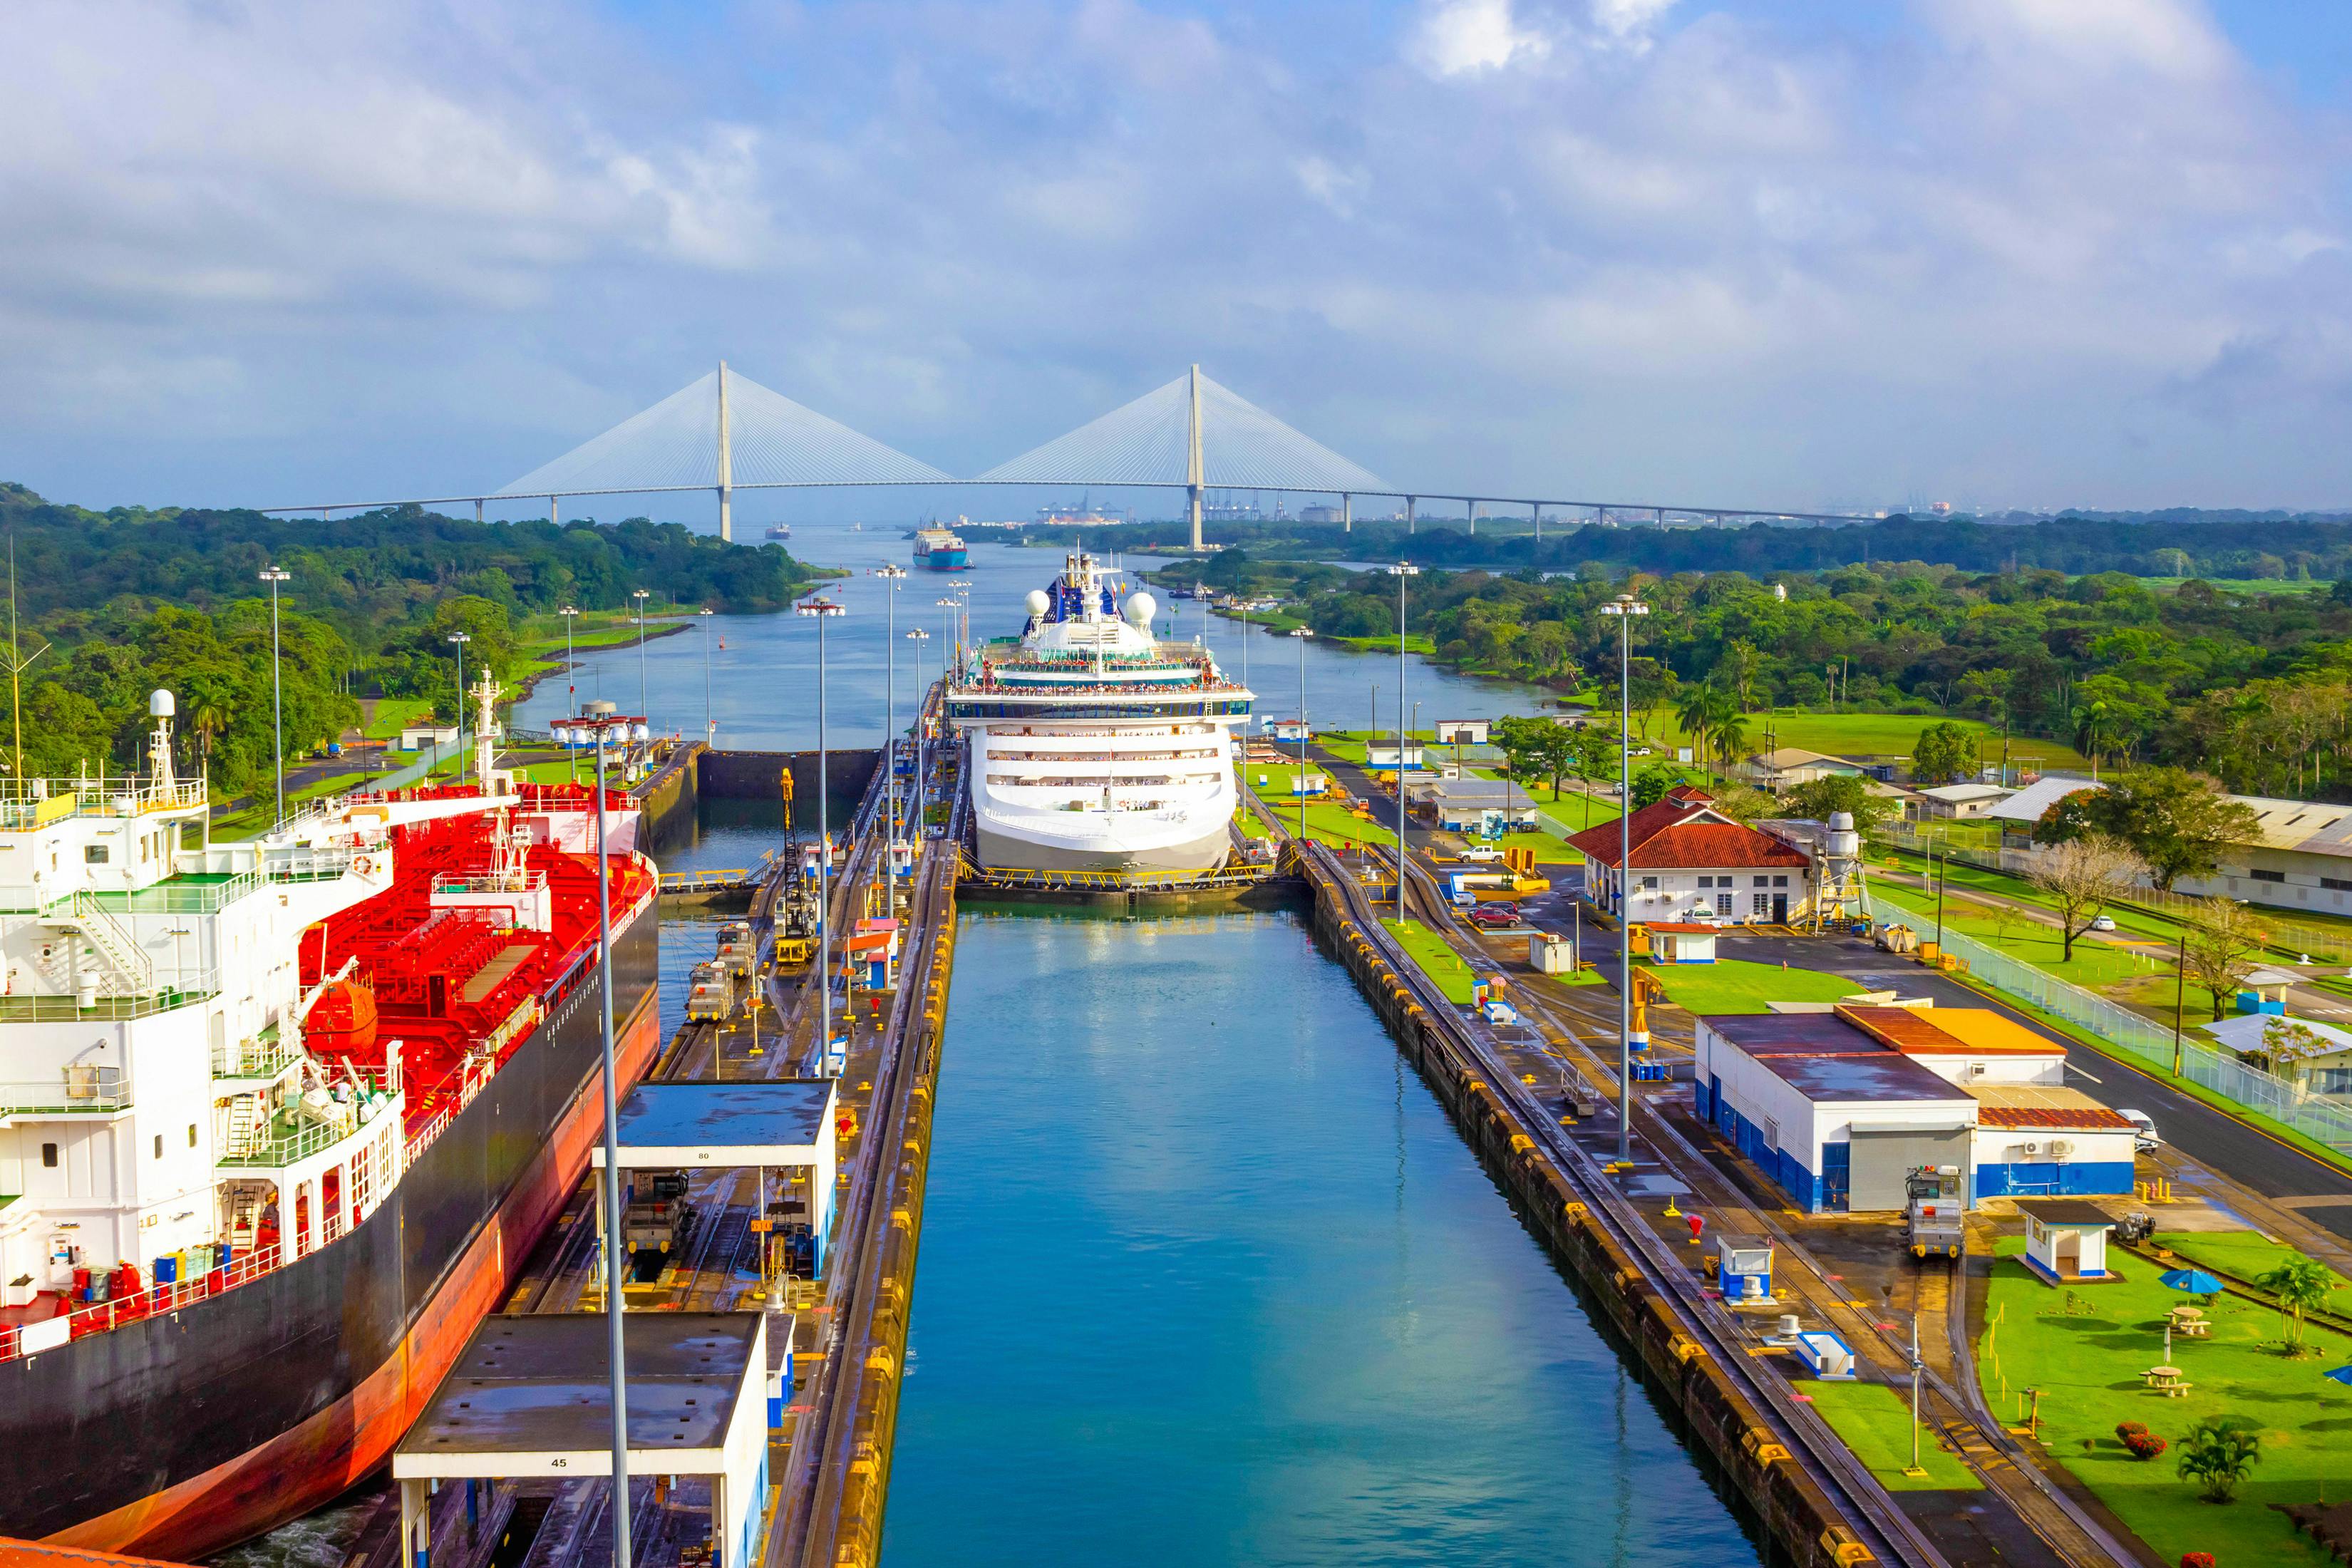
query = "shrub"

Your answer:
(2124, 1433), (2168, 1460)
(2180, 1554), (2214, 1568)
(2176, 1417), (2261, 1503)
(2115, 1420), (2149, 1441)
